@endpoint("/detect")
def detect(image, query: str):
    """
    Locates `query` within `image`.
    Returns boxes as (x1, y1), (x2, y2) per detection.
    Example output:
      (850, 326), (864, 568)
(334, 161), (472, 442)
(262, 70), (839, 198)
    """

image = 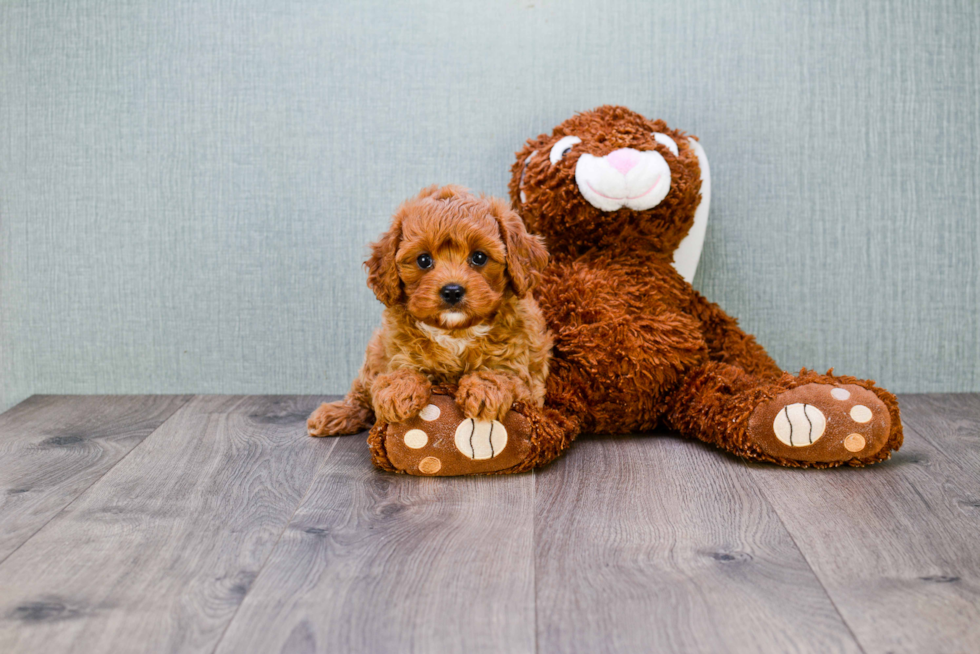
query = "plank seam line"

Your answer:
(209, 432), (341, 654)
(738, 457), (869, 654)
(0, 394), (194, 568)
